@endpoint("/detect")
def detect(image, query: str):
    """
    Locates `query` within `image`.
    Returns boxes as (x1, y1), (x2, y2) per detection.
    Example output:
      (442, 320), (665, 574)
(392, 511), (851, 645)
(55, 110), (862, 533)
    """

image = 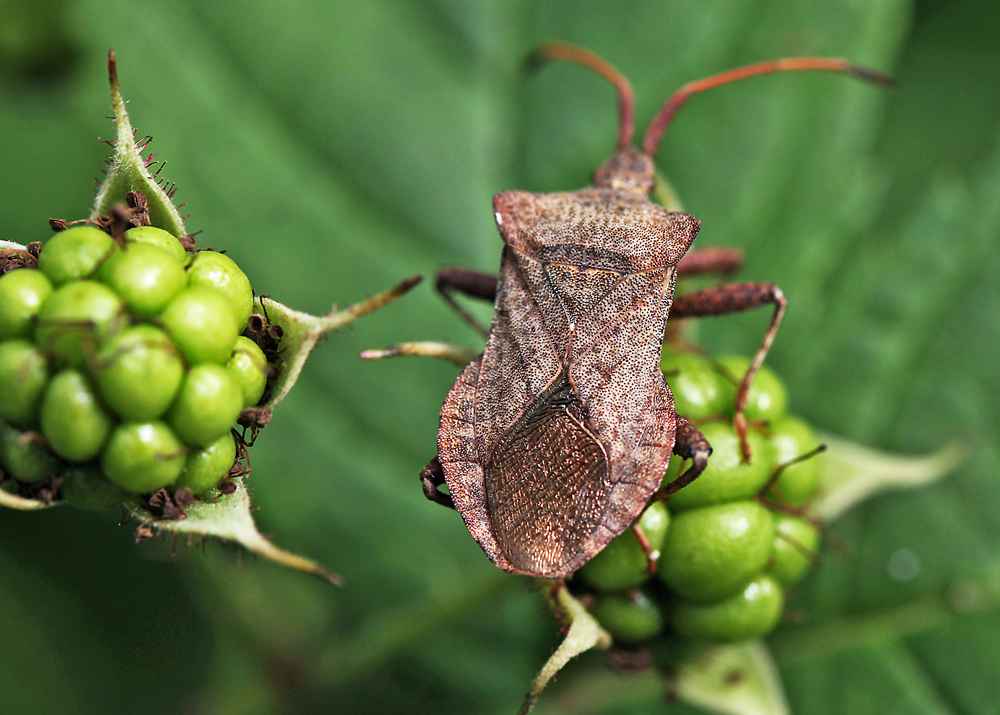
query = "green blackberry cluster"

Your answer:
(576, 348), (823, 645)
(0, 224), (270, 508)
